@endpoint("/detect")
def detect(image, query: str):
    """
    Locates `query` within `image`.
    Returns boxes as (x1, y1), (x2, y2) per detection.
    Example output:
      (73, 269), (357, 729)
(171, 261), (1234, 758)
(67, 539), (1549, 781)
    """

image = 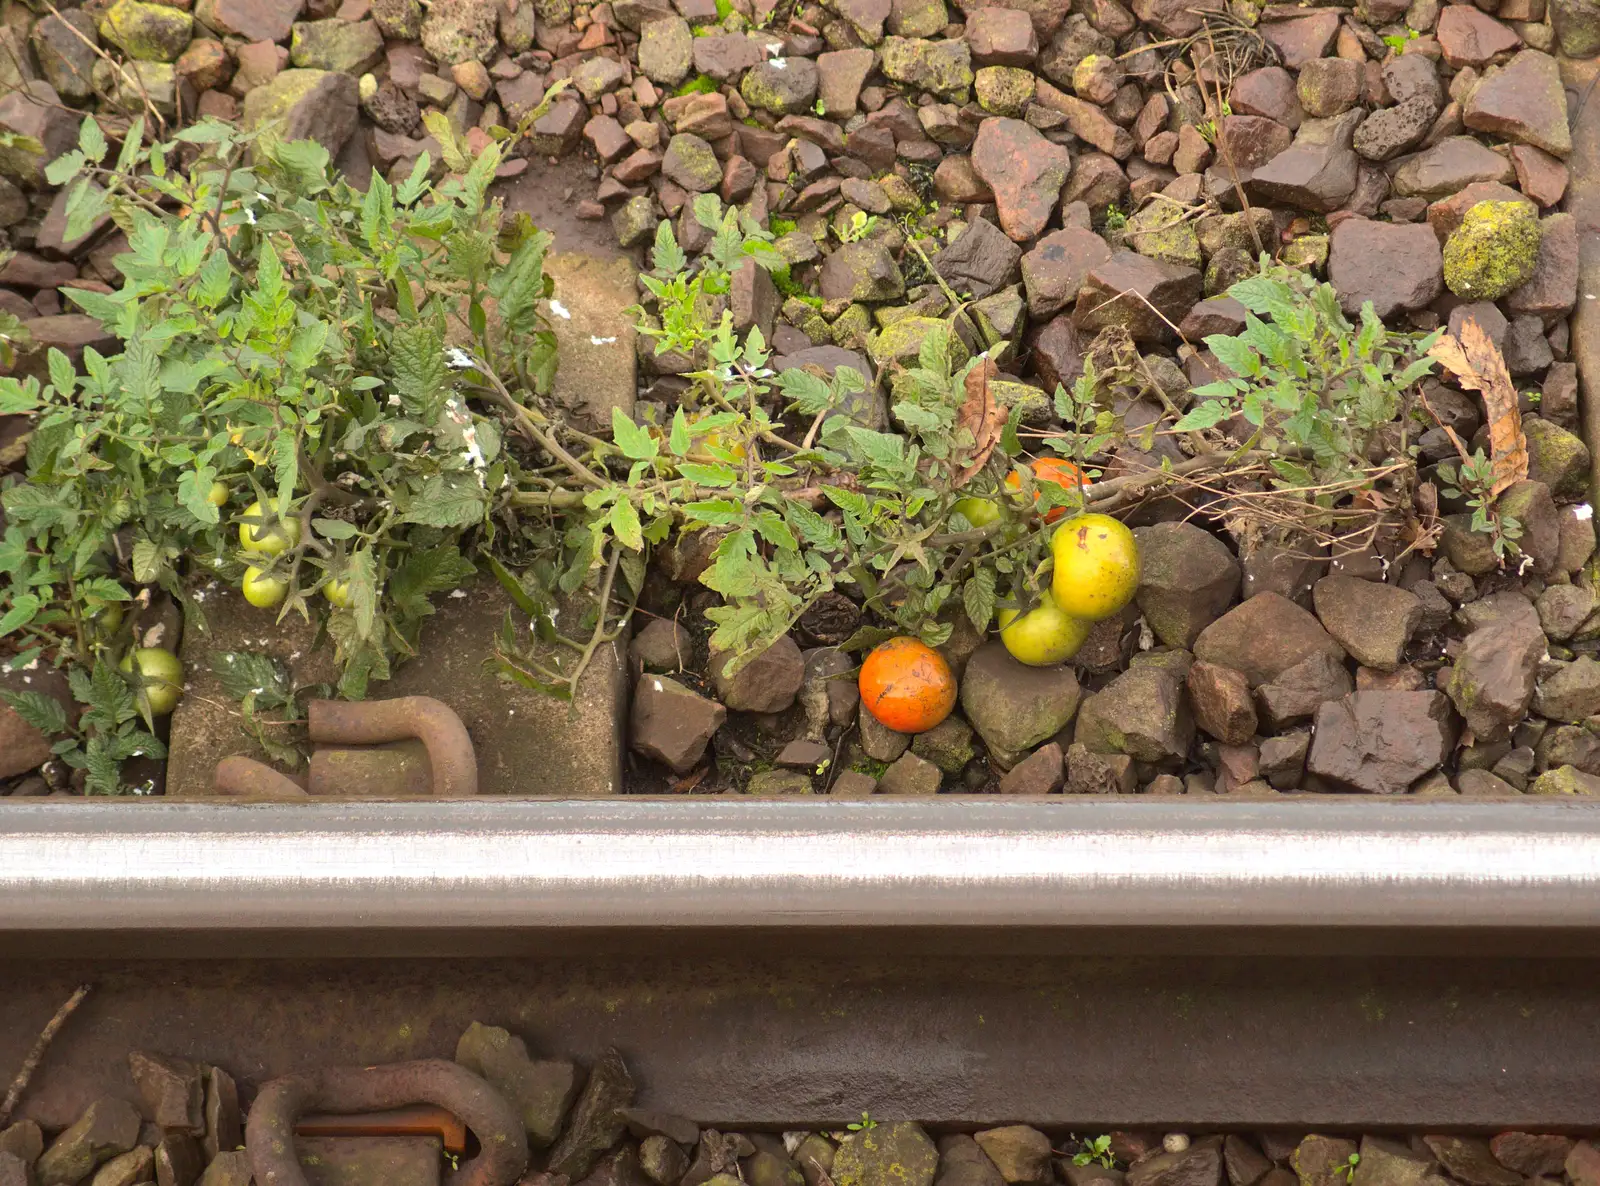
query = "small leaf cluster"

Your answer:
(1072, 1136), (1115, 1170)
(1437, 450), (1524, 561)
(1175, 261), (1439, 488)
(1, 660), (167, 795)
